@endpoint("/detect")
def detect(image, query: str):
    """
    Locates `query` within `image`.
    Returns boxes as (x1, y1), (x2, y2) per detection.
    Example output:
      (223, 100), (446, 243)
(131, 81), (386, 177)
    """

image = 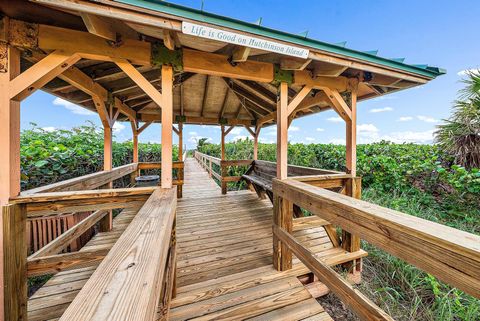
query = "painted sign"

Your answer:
(182, 22), (309, 59)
